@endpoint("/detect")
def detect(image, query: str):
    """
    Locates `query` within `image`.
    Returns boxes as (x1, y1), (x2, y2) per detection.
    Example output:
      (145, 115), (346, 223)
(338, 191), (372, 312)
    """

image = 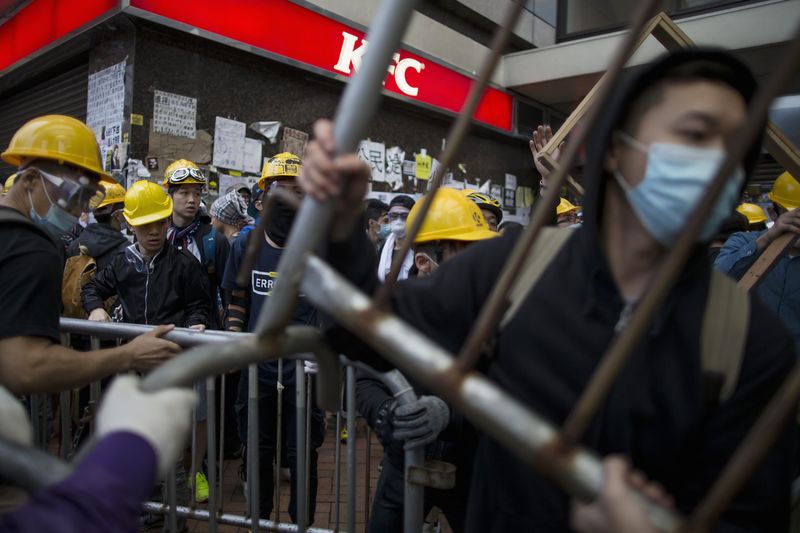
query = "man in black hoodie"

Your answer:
(300, 50), (796, 531)
(67, 180), (129, 272)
